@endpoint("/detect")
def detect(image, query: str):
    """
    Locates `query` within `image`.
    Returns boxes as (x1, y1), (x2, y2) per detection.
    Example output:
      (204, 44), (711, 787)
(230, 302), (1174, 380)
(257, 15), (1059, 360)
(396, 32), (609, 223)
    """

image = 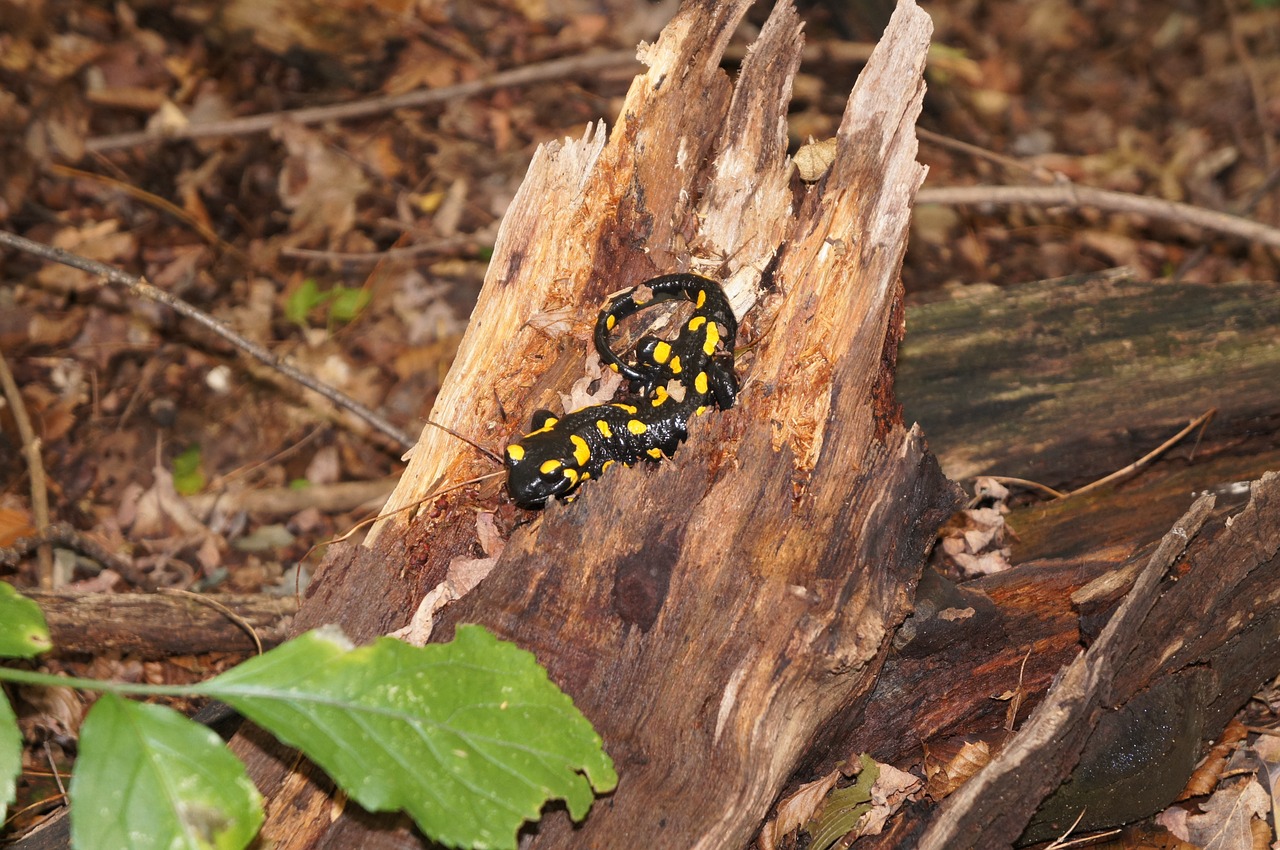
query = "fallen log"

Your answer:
(21, 590), (296, 657)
